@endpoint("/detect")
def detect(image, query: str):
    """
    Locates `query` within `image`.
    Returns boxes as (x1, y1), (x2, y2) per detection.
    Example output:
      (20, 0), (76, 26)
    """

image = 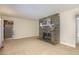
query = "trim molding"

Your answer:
(13, 36), (39, 40)
(60, 41), (76, 48)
